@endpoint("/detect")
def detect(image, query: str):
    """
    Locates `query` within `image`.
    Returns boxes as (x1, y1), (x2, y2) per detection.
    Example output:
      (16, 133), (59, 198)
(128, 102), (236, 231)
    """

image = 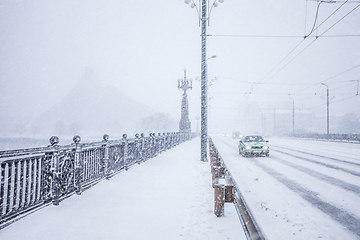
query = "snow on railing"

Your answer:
(0, 132), (192, 229)
(293, 133), (360, 143)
